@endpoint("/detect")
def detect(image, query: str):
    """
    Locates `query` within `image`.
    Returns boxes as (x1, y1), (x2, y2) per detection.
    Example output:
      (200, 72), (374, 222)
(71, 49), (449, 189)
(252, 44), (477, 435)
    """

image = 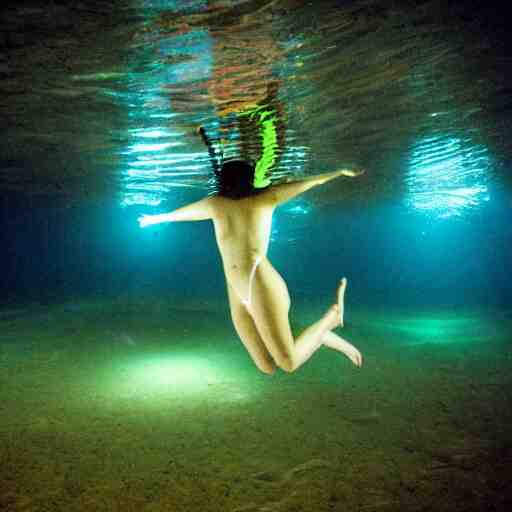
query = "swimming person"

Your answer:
(138, 138), (364, 374)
